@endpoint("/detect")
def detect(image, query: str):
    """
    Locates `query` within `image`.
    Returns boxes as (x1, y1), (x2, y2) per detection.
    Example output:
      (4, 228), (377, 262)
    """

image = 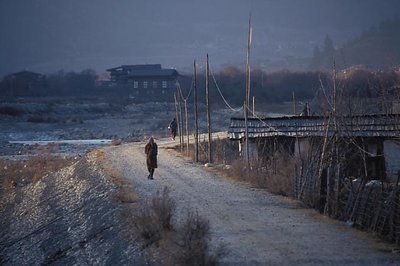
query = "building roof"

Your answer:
(229, 114), (400, 140)
(106, 64), (162, 72)
(9, 70), (44, 78)
(106, 64), (178, 78)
